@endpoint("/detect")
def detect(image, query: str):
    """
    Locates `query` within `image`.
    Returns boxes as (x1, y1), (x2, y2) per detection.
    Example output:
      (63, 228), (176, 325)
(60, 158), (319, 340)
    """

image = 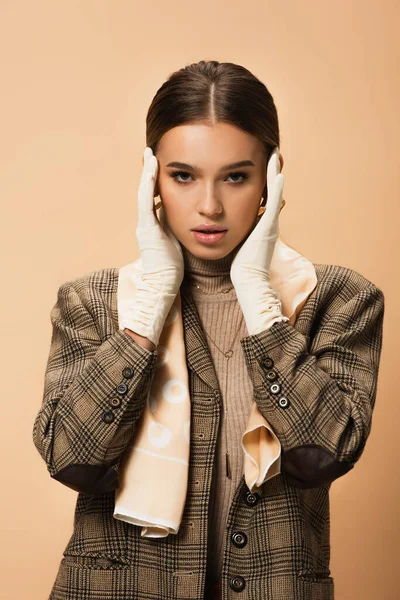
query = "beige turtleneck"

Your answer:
(180, 244), (256, 585)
